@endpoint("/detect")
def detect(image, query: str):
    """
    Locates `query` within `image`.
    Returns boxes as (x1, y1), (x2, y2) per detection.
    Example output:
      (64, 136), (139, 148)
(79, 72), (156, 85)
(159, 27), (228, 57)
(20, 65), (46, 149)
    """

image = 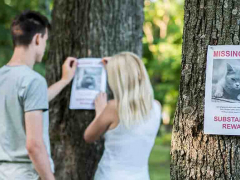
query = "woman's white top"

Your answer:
(94, 101), (161, 180)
